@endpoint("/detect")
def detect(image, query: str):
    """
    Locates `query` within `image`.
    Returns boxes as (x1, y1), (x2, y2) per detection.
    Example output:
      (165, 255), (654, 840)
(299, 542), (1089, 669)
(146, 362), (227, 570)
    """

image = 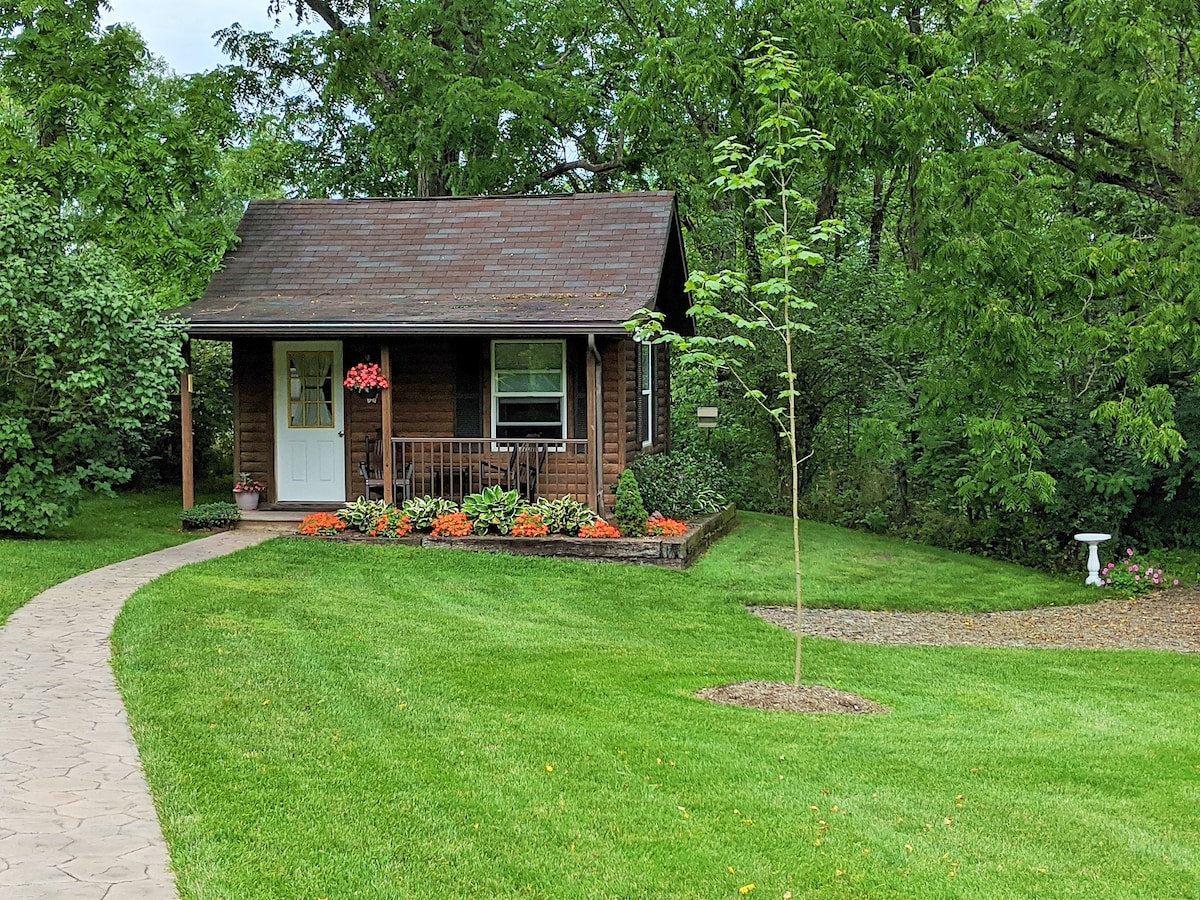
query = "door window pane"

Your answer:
(288, 351), (334, 427)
